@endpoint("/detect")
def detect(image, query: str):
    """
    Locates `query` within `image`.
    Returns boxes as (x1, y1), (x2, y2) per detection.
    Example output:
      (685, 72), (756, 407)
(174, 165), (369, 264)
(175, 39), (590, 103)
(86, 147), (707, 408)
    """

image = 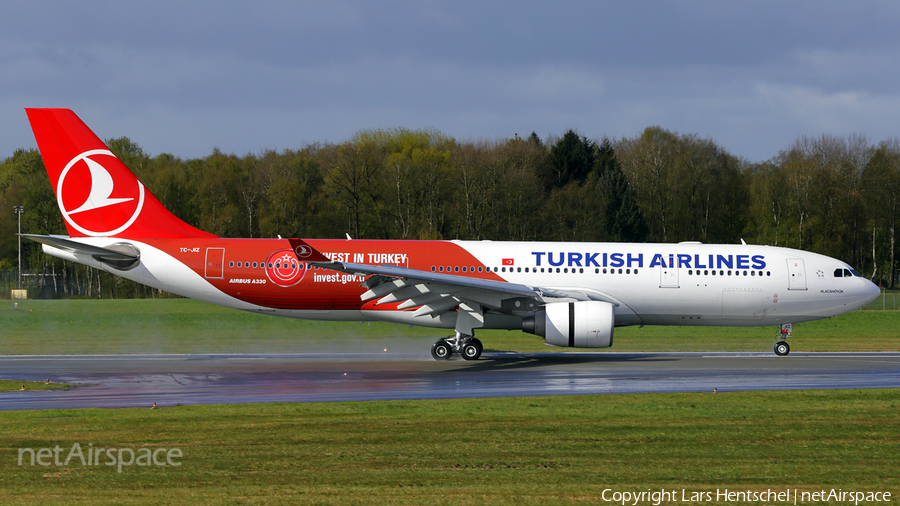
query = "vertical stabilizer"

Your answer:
(25, 108), (214, 239)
